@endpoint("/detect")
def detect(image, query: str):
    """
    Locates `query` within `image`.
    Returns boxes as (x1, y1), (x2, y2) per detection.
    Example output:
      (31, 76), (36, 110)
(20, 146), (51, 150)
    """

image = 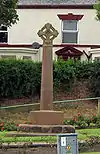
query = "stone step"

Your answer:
(18, 124), (75, 133)
(6, 132), (57, 137)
